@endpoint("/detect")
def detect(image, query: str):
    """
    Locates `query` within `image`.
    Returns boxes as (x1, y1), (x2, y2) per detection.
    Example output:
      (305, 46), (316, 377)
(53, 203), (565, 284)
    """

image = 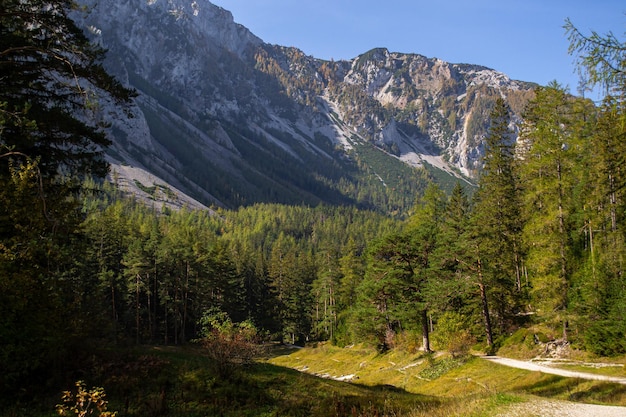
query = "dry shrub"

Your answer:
(56, 380), (117, 417)
(198, 310), (263, 378)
